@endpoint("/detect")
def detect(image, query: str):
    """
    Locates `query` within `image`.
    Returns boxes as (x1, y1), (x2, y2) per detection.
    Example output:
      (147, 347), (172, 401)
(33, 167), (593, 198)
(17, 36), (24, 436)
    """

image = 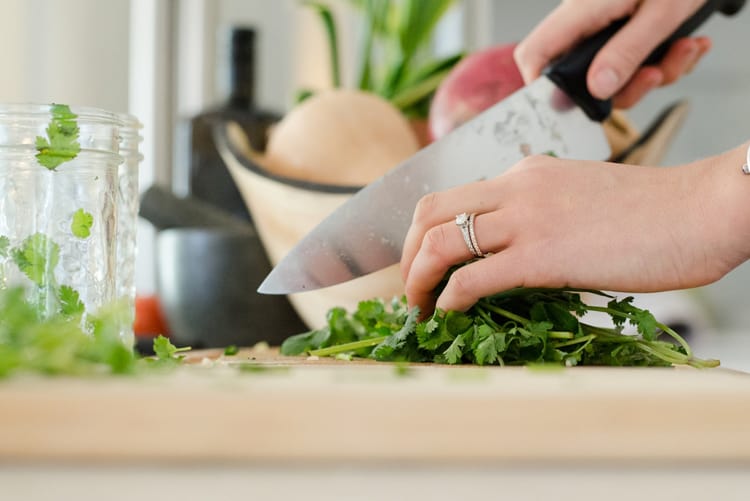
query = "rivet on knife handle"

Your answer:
(544, 0), (746, 123)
